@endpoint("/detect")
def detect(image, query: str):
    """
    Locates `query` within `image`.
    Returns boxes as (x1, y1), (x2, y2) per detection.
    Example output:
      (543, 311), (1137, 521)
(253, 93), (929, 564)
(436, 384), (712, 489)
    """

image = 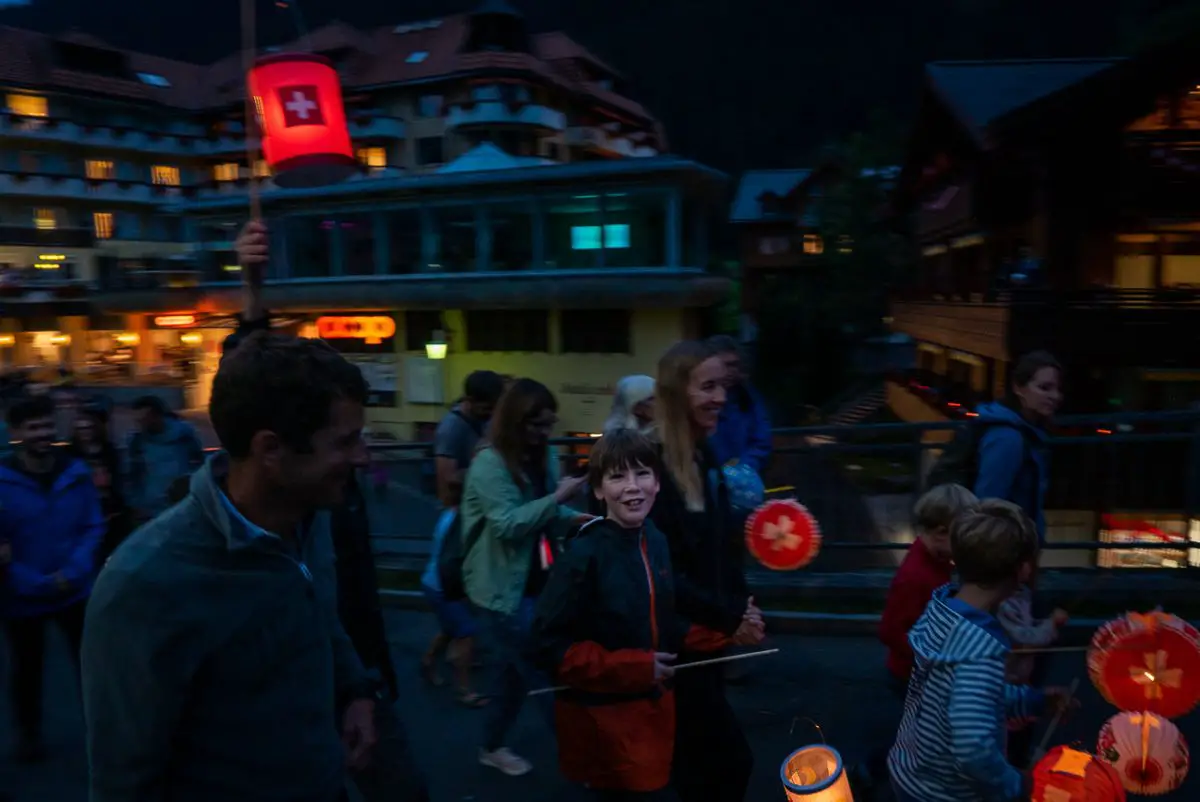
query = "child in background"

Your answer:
(879, 483), (979, 693)
(419, 509), (485, 707)
(888, 500), (1070, 802)
(998, 557), (1069, 769)
(532, 429), (741, 800)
